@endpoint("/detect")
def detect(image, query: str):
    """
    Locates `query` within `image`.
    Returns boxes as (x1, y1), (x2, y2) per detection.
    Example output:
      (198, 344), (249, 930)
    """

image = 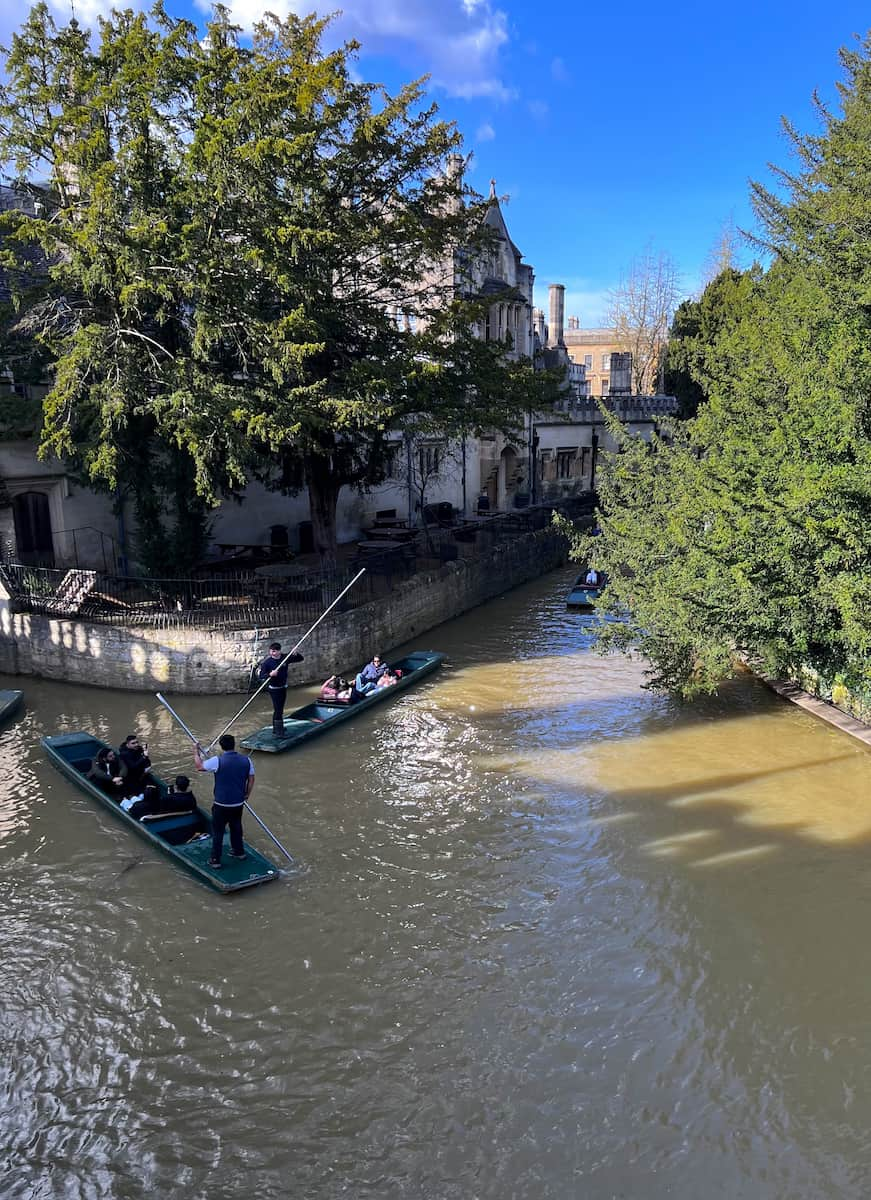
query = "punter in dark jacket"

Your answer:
(194, 734), (255, 867)
(257, 642), (304, 737)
